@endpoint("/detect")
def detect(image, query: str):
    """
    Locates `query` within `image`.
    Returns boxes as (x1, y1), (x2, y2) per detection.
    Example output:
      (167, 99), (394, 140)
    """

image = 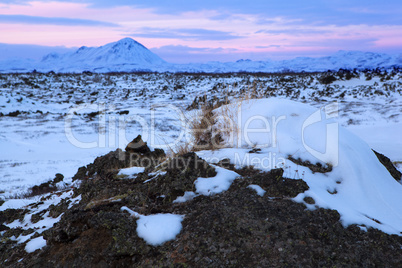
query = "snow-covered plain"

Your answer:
(1, 71), (400, 197)
(0, 70), (401, 249)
